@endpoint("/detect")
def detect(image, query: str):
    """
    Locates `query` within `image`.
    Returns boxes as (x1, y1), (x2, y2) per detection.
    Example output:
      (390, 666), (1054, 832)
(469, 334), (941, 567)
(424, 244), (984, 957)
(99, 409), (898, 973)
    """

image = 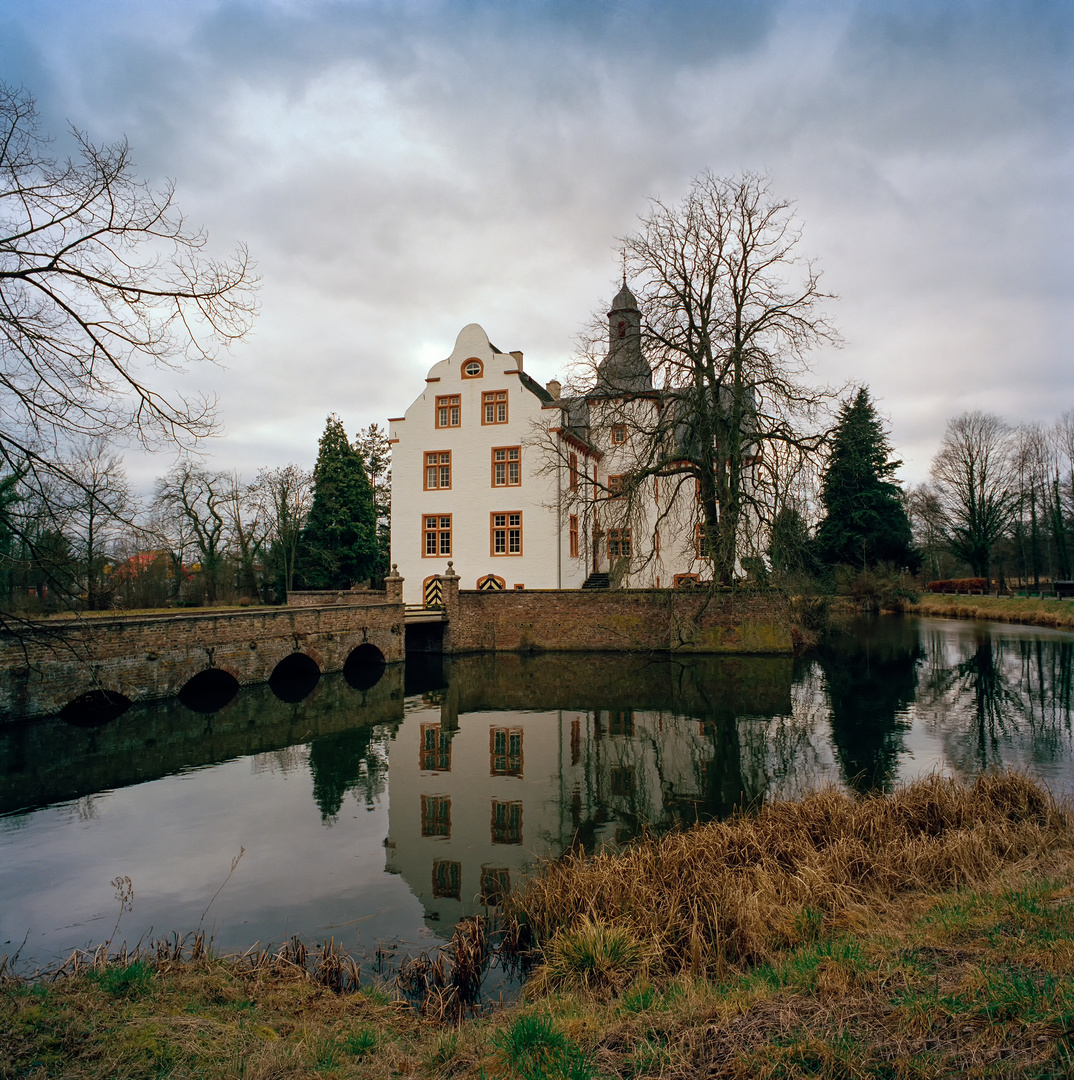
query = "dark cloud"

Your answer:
(1, 0), (1071, 492)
